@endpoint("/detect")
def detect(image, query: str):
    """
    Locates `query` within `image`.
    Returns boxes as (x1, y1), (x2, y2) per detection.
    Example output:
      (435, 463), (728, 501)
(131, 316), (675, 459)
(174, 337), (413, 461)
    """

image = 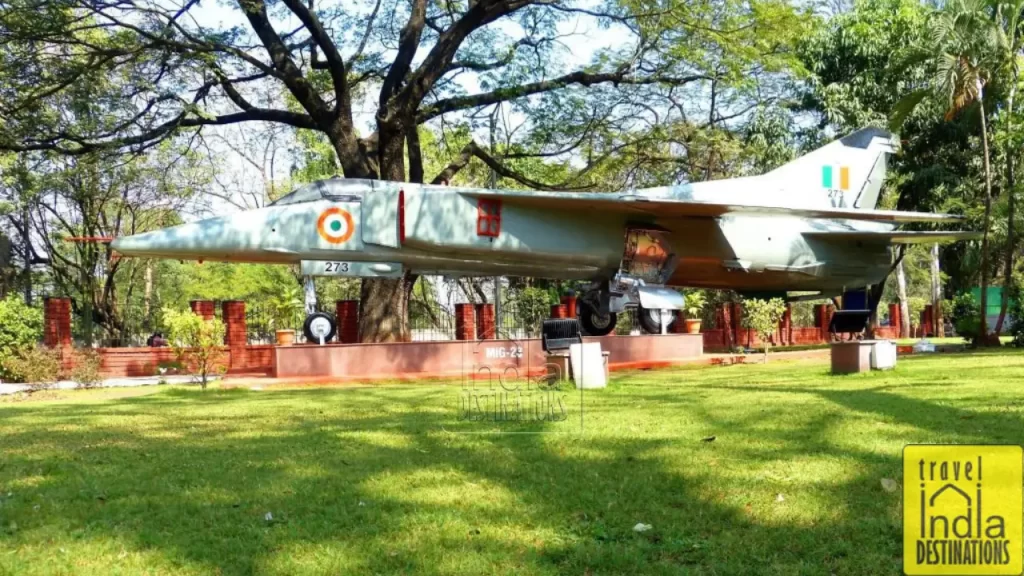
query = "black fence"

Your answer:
(245, 303), (339, 345)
